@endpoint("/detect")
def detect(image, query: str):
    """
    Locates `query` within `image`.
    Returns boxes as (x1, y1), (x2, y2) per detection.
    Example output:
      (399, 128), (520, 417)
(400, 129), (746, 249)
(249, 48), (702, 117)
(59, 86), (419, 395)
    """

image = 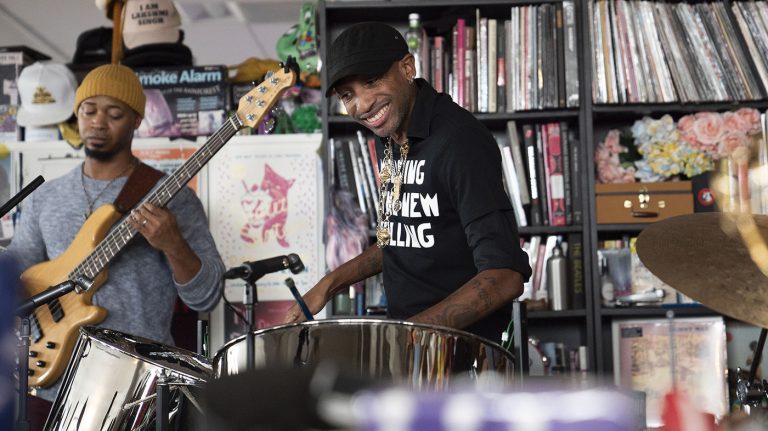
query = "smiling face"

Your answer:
(77, 95), (142, 161)
(333, 54), (417, 143)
